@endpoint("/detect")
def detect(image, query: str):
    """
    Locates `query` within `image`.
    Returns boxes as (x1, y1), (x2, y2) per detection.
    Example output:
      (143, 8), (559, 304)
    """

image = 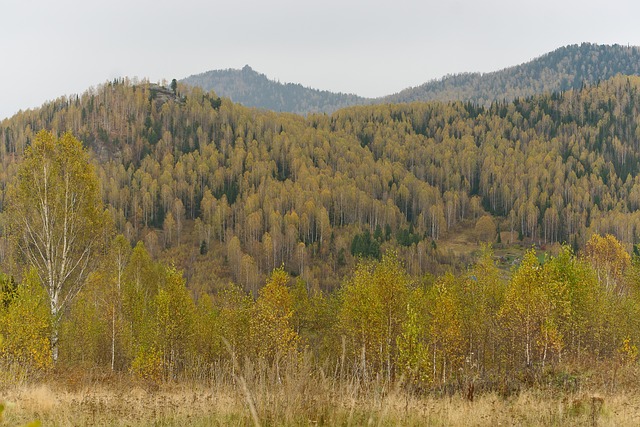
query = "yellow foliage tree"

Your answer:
(339, 251), (410, 380)
(250, 268), (300, 362)
(499, 250), (569, 371)
(0, 269), (52, 370)
(397, 287), (431, 389)
(584, 233), (631, 292)
(59, 272), (108, 367)
(474, 215), (497, 243)
(427, 273), (464, 385)
(7, 130), (108, 362)
(154, 267), (196, 379)
(218, 284), (253, 361)
(457, 245), (504, 378)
